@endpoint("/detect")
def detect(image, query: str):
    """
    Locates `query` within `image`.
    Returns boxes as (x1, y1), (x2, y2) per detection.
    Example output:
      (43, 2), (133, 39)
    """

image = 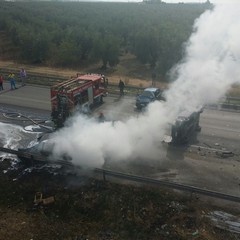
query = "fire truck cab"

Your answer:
(50, 73), (108, 128)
